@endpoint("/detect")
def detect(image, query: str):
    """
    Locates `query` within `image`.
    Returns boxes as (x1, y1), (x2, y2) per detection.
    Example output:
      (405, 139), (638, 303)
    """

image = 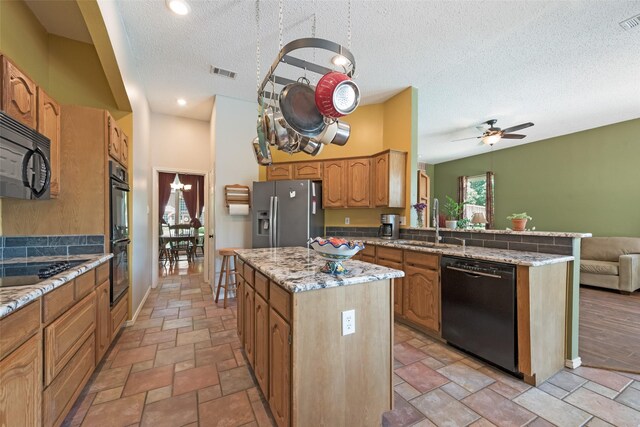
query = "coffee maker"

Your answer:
(378, 214), (400, 240)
